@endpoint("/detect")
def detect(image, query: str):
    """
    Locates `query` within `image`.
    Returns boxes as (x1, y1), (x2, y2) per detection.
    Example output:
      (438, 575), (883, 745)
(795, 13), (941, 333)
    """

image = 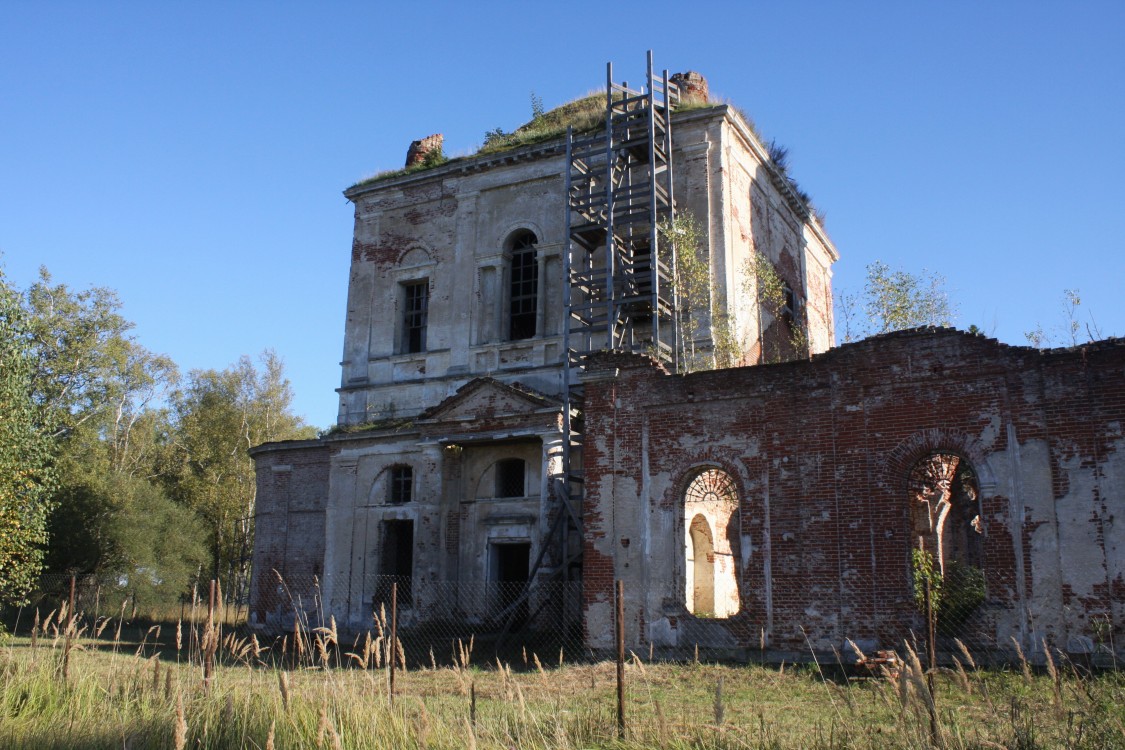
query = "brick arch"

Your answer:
(880, 428), (997, 494)
(667, 450), (749, 506)
(396, 243), (435, 268)
(495, 221), (546, 252)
